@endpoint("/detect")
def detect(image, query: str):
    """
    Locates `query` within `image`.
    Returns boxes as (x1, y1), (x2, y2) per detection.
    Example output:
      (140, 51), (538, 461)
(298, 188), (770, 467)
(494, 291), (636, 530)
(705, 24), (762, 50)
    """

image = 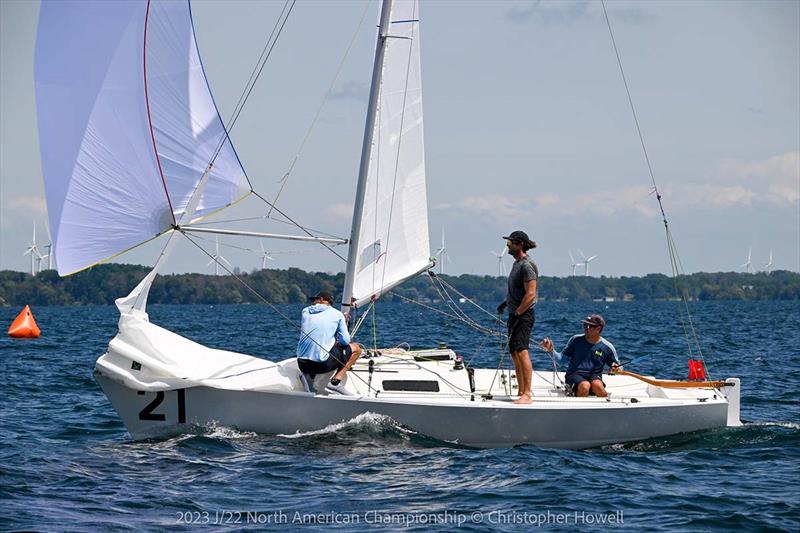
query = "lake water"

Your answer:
(1, 300), (798, 531)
